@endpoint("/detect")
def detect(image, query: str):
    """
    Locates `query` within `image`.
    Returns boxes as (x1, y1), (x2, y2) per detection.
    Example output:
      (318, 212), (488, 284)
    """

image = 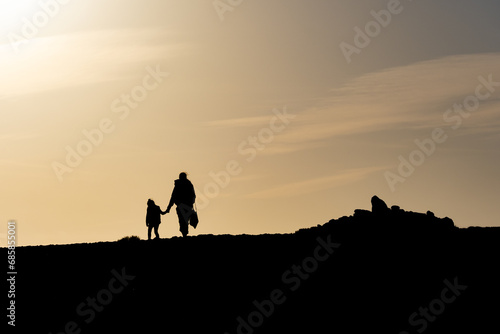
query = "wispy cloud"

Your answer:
(0, 29), (191, 98)
(265, 53), (500, 154)
(0, 159), (50, 171)
(244, 166), (386, 199)
(203, 115), (272, 128)
(0, 133), (40, 141)
(199, 53), (500, 157)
